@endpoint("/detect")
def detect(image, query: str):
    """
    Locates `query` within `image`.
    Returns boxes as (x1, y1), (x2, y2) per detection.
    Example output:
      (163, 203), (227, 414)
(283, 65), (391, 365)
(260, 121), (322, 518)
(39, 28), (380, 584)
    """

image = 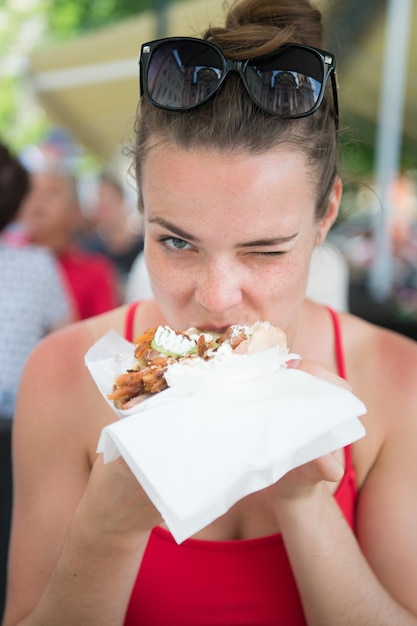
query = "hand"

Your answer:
(266, 358), (351, 503)
(79, 455), (163, 540)
(286, 356), (352, 391)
